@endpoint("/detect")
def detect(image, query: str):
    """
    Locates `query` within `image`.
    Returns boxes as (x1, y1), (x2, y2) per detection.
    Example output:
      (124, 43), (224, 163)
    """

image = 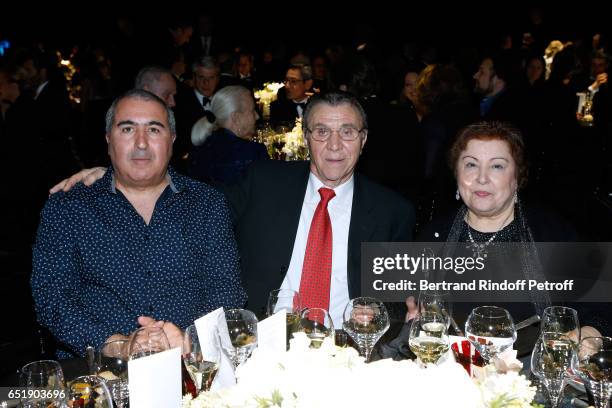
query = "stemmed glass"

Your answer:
(342, 297), (390, 362)
(19, 360), (66, 408)
(572, 336), (612, 408)
(531, 331), (575, 407)
(298, 308), (335, 349)
(465, 306), (517, 364)
(220, 308), (258, 368)
(418, 290), (452, 321)
(267, 289), (302, 346)
(66, 375), (114, 407)
(182, 324), (221, 394)
(128, 326), (171, 360)
(96, 339), (130, 408)
(542, 306), (580, 341)
(408, 311), (450, 366)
